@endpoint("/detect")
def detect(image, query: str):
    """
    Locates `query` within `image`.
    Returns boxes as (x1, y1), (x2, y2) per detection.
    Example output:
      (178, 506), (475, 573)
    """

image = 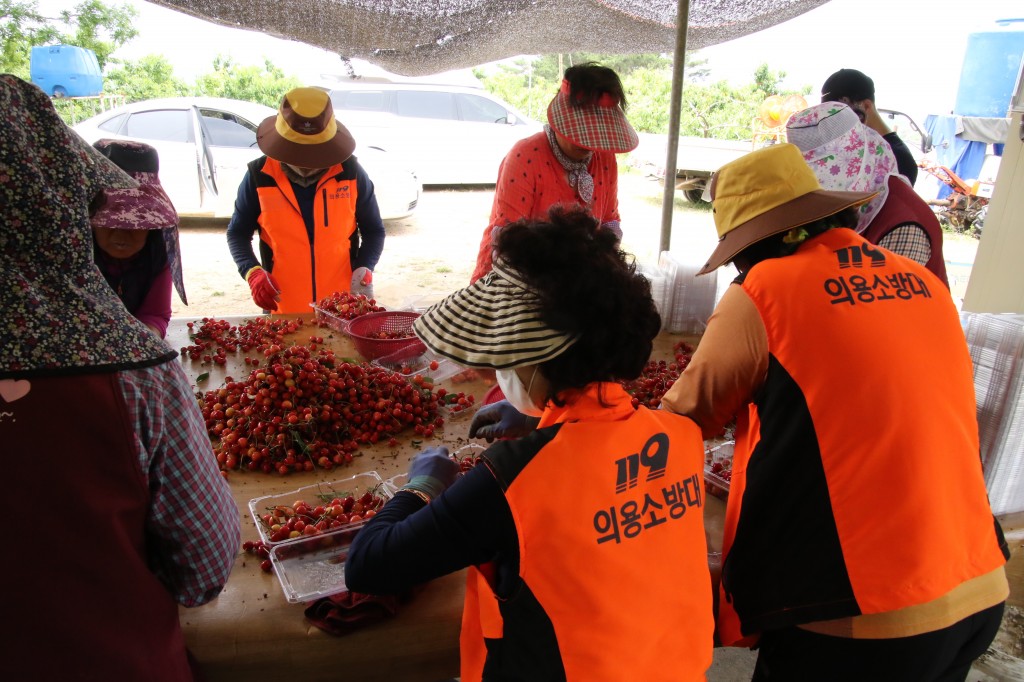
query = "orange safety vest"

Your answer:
(460, 383), (715, 681)
(253, 157), (358, 314)
(716, 228), (1007, 646)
